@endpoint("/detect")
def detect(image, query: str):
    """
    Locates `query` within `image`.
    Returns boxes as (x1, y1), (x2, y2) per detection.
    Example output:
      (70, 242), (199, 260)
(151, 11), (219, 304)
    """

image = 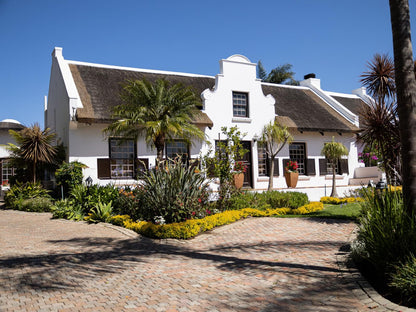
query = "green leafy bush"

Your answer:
(20, 197), (53, 212)
(85, 201), (113, 223)
(113, 187), (145, 221)
(224, 190), (309, 211)
(4, 182), (51, 210)
(139, 158), (210, 223)
(55, 161), (86, 197)
(389, 255), (416, 306)
(353, 188), (416, 275)
(51, 199), (85, 221)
